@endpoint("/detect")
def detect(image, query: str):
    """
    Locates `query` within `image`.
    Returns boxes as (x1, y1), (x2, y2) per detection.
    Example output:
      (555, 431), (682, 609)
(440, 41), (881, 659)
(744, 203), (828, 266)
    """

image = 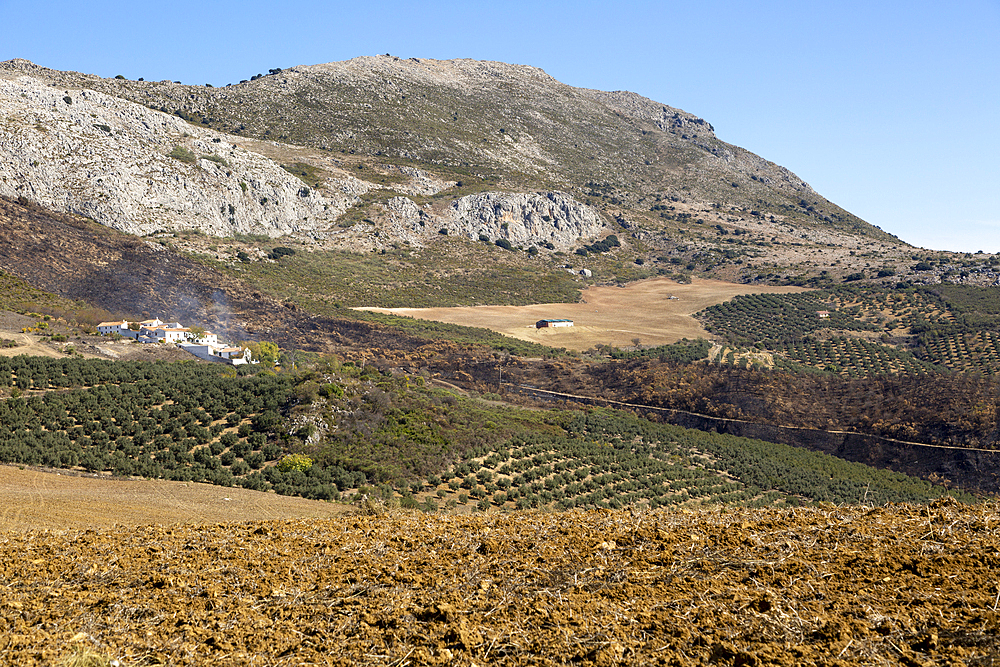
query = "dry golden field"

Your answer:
(0, 465), (348, 532)
(361, 277), (807, 351)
